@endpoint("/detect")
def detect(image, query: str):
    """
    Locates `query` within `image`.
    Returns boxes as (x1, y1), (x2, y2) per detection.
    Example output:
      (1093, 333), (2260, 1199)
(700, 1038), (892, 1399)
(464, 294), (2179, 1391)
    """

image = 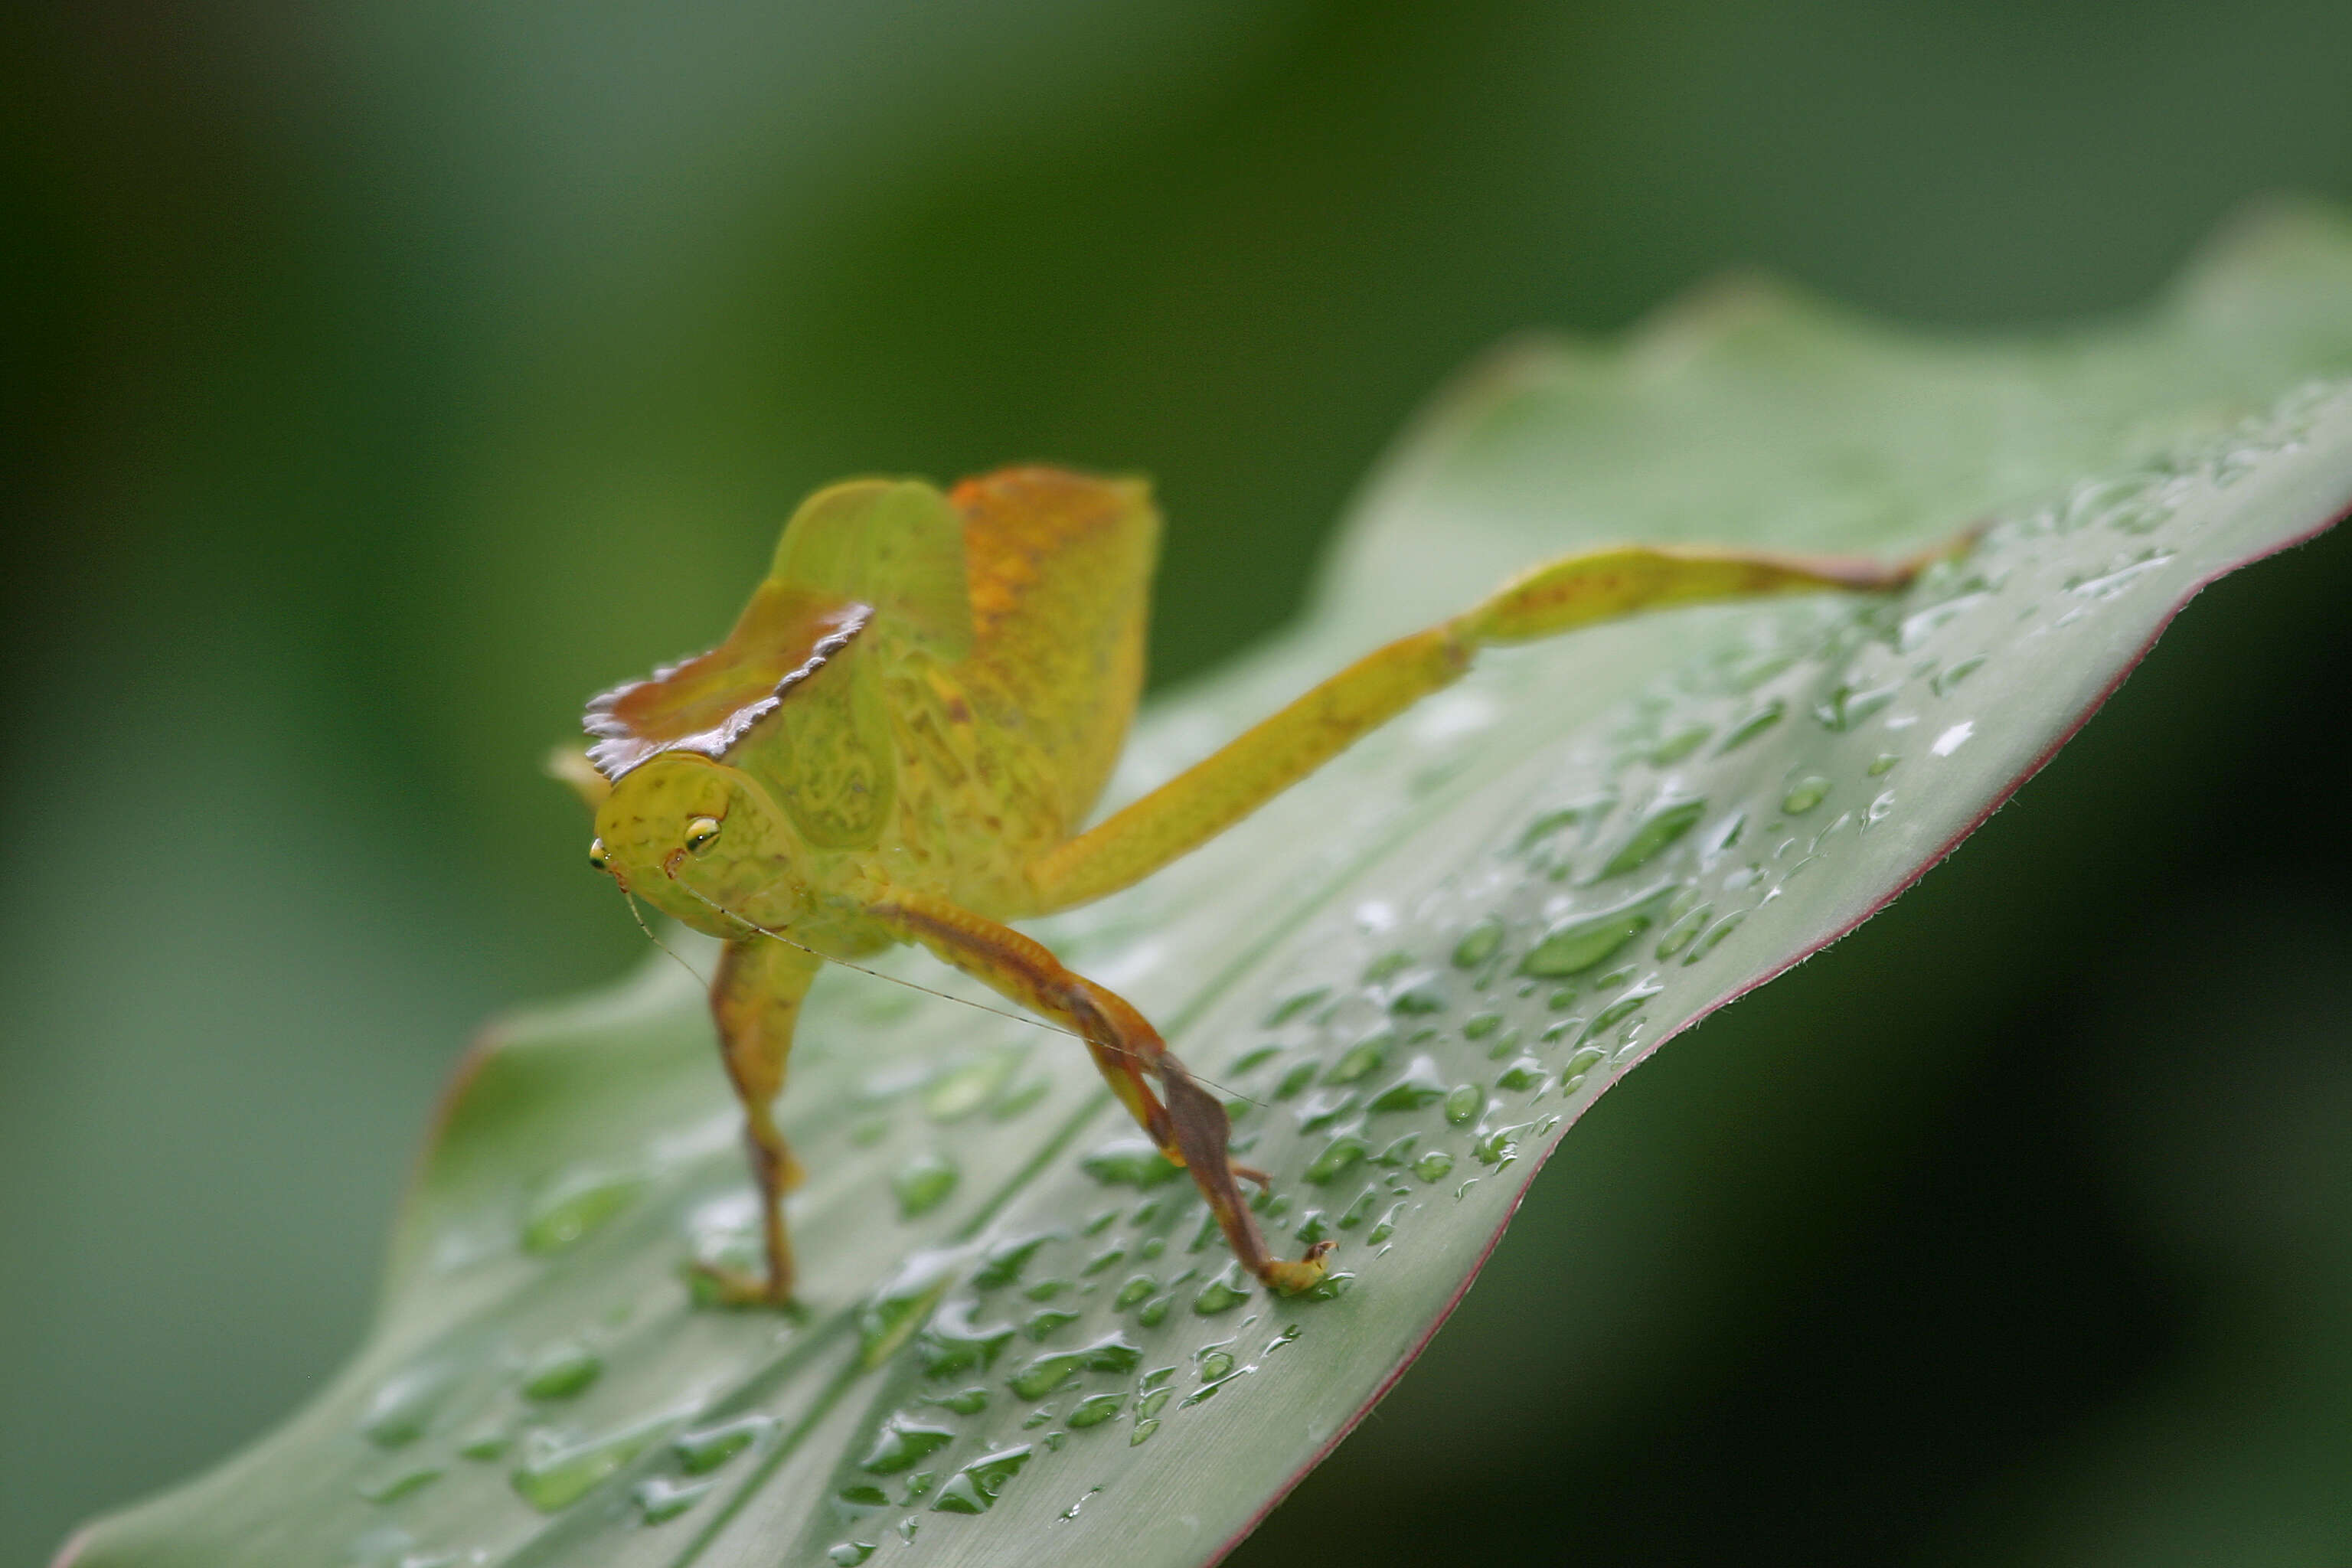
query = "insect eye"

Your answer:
(587, 838), (610, 871)
(683, 815), (723, 853)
